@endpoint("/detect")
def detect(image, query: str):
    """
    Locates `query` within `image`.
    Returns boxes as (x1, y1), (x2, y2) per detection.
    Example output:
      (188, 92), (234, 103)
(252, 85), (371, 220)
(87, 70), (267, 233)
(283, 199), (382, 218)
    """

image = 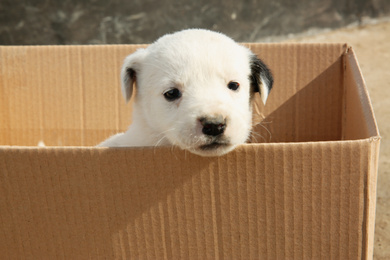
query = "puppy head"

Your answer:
(121, 29), (273, 156)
